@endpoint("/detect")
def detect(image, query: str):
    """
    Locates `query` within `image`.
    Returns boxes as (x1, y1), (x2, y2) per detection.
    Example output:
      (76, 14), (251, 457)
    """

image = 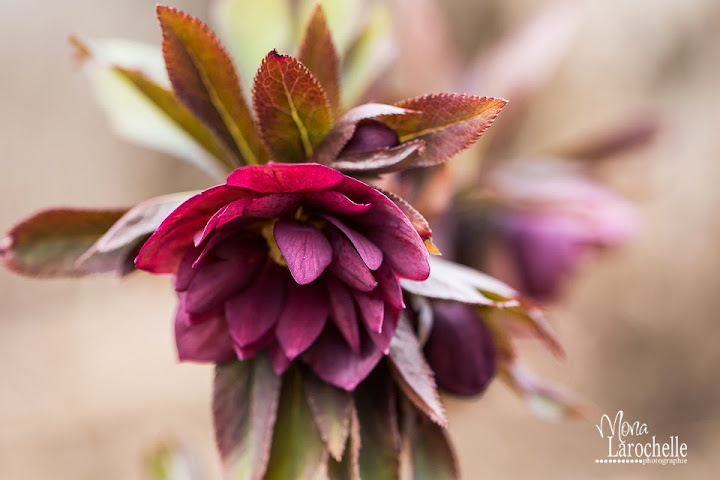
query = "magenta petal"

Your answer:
(175, 306), (235, 363)
(367, 304), (400, 354)
(305, 191), (371, 216)
(244, 193), (302, 217)
(353, 289), (385, 334)
(267, 341), (292, 375)
(194, 197), (253, 246)
(227, 163), (344, 193)
(302, 326), (384, 391)
(327, 229), (377, 292)
(274, 219), (332, 285)
(325, 276), (361, 354)
(234, 329), (275, 360)
(225, 264), (287, 347)
(175, 246), (202, 292)
(373, 261), (405, 309)
(136, 185), (246, 274)
(324, 216), (383, 270)
(275, 282), (329, 359)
